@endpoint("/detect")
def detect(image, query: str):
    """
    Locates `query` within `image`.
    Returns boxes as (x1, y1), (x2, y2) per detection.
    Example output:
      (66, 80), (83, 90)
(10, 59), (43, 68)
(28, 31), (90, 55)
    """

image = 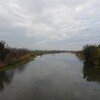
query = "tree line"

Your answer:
(0, 41), (32, 68)
(0, 40), (67, 69)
